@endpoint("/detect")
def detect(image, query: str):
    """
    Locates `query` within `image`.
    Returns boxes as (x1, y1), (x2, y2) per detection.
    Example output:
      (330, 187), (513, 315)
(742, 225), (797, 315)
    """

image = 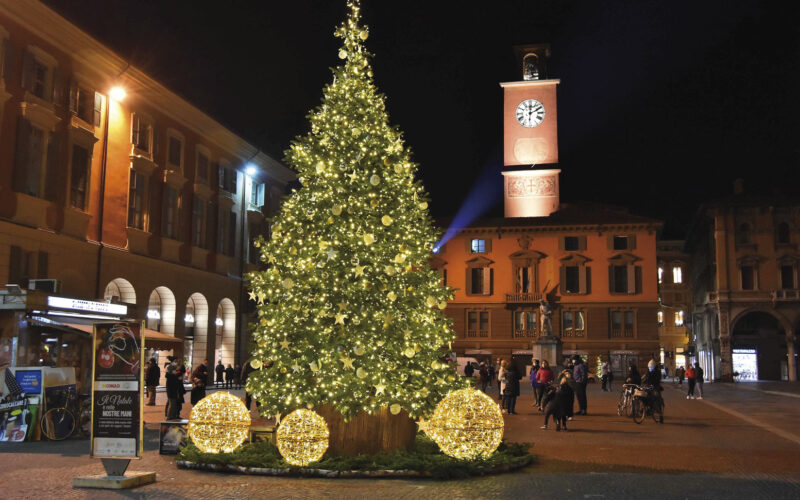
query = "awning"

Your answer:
(64, 323), (182, 350)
